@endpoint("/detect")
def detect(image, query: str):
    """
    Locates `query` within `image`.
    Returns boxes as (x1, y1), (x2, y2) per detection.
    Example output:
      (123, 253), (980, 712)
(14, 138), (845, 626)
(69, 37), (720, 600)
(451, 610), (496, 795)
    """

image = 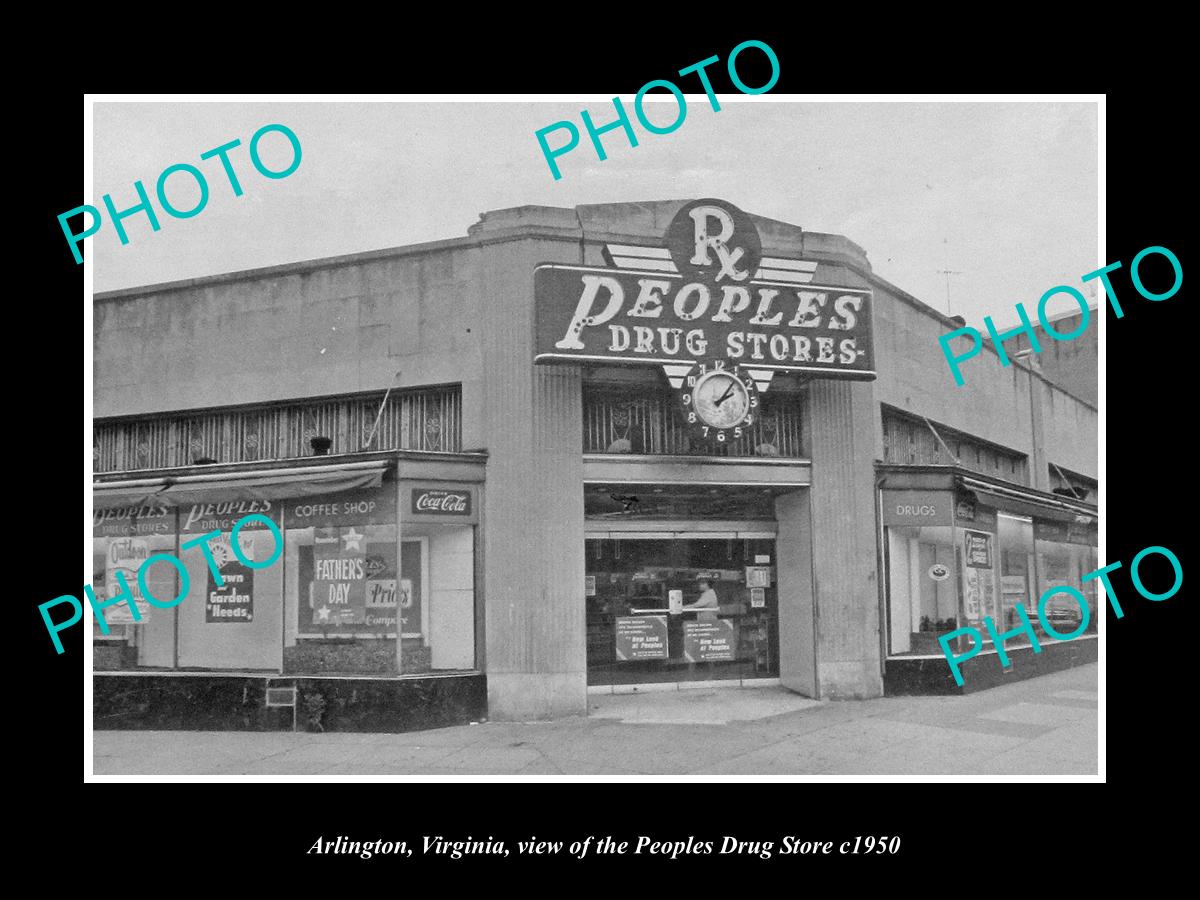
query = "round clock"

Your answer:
(679, 362), (758, 445)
